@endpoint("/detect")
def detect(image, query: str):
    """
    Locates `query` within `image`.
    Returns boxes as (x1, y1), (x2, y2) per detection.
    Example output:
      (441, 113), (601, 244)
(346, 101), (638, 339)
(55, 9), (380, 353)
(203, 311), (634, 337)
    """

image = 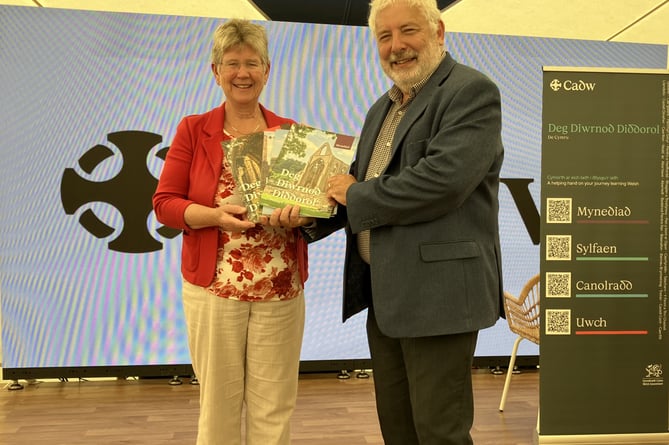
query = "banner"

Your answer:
(540, 67), (669, 439)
